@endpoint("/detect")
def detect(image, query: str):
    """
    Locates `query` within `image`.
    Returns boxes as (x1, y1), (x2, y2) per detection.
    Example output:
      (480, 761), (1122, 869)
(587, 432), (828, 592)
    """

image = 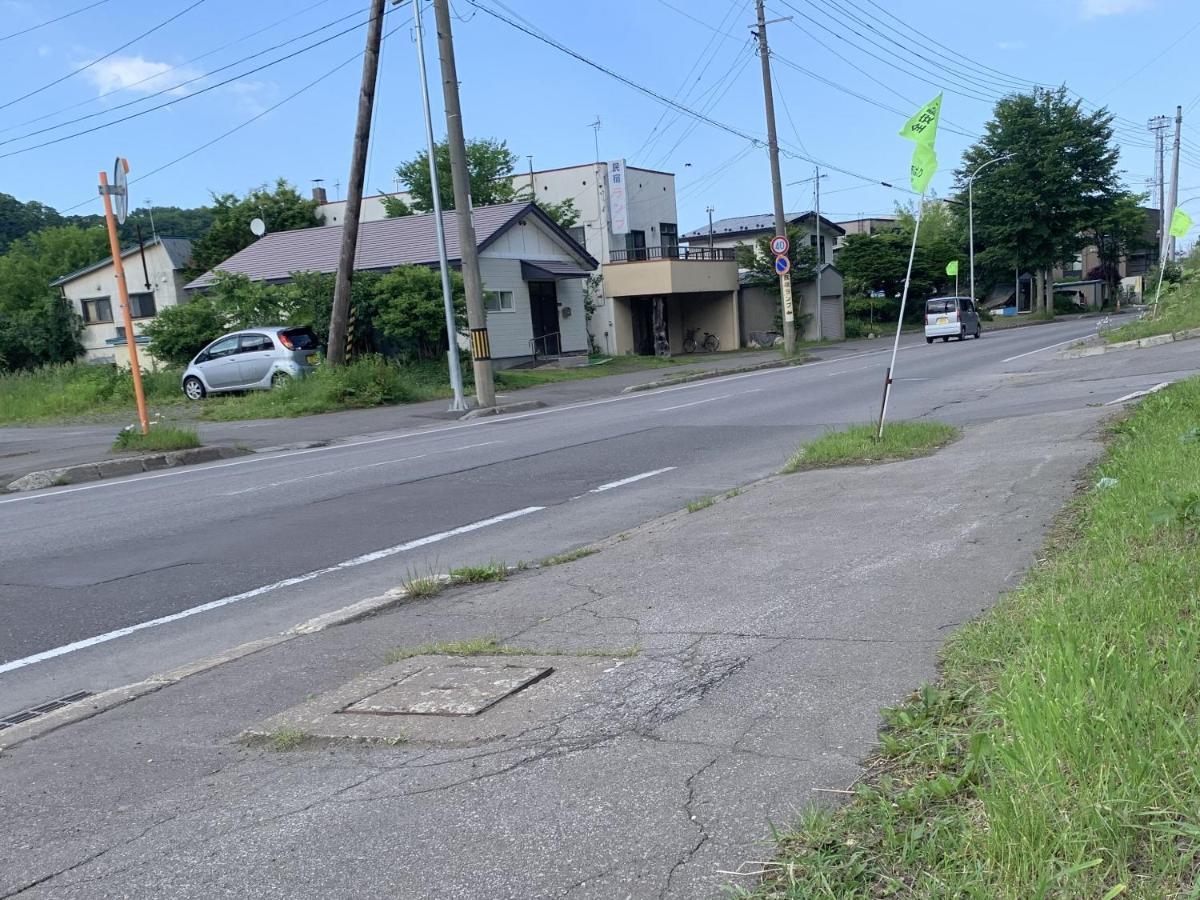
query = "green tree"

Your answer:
(0, 193), (64, 254)
(956, 87), (1122, 314)
(188, 179), (318, 276)
(380, 194), (414, 218)
(533, 197), (580, 229)
(394, 138), (519, 212)
(371, 265), (464, 359)
(1089, 192), (1150, 297)
(140, 298), (228, 367)
(0, 225), (110, 370)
